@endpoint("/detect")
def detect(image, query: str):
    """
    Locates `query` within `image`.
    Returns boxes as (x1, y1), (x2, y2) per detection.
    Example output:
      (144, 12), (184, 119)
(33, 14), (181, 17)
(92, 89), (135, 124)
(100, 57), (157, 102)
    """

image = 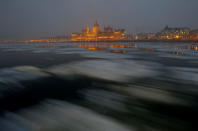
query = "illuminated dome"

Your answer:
(93, 21), (100, 35)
